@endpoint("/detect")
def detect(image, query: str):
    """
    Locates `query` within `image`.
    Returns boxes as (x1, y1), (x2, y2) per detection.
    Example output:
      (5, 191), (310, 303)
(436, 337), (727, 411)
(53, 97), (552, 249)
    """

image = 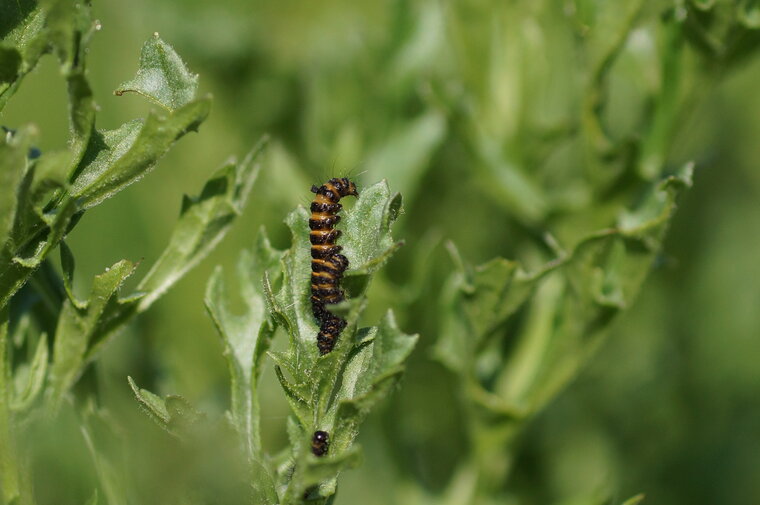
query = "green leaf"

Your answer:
(84, 489), (98, 505)
(10, 333), (48, 412)
(114, 33), (199, 111)
(127, 376), (170, 427)
(332, 311), (417, 449)
(46, 259), (137, 412)
(619, 494), (645, 505)
(439, 165), (694, 421)
(0, 125), (32, 249)
(340, 180), (403, 276)
(59, 241), (84, 309)
(0, 45), (21, 83)
(0, 306), (21, 503)
(364, 111), (446, 202)
(127, 376), (204, 437)
(0, 3), (45, 112)
(204, 229), (281, 461)
(80, 403), (131, 505)
(71, 97), (212, 209)
(136, 138), (267, 310)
